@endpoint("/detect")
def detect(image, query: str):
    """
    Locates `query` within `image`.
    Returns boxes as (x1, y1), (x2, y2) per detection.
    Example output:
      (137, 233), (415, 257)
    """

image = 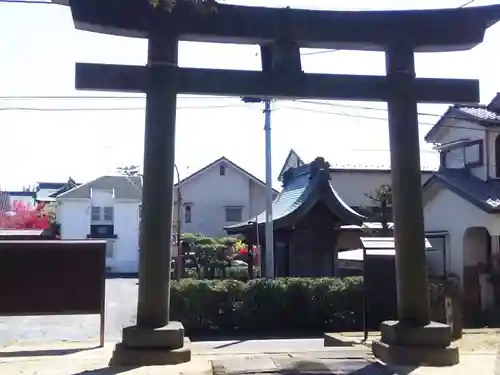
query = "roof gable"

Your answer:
(178, 156), (279, 195)
(57, 176), (142, 200)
